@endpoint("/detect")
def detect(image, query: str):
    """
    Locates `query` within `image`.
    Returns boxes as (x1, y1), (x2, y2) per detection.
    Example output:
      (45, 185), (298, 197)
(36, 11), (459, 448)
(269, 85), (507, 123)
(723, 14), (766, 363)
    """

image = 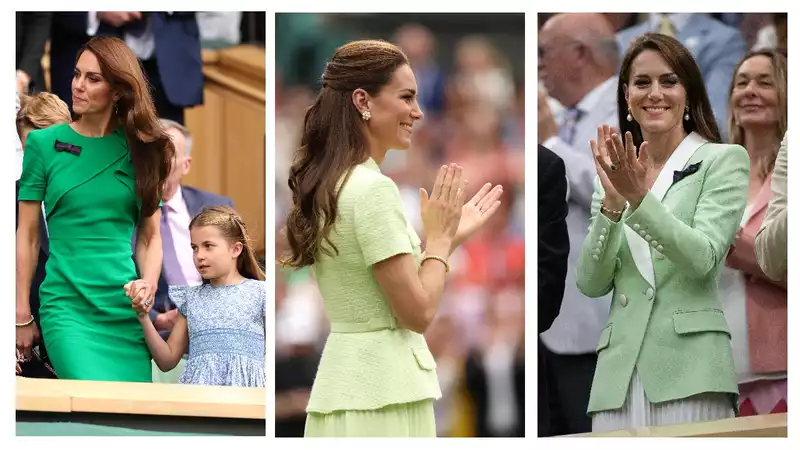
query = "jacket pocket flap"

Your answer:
(673, 309), (731, 337)
(596, 324), (612, 353)
(410, 346), (437, 371)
